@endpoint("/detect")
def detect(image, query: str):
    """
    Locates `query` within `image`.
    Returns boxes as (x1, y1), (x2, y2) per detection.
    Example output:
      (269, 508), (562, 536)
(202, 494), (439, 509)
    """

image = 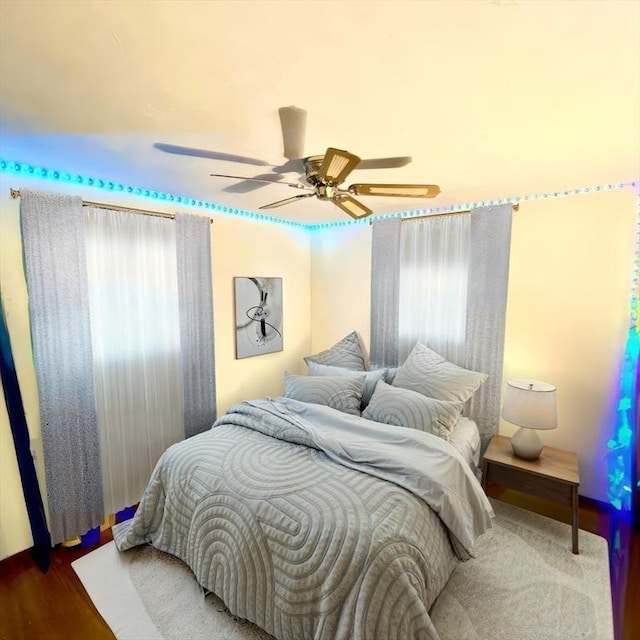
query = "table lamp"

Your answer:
(501, 379), (558, 460)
